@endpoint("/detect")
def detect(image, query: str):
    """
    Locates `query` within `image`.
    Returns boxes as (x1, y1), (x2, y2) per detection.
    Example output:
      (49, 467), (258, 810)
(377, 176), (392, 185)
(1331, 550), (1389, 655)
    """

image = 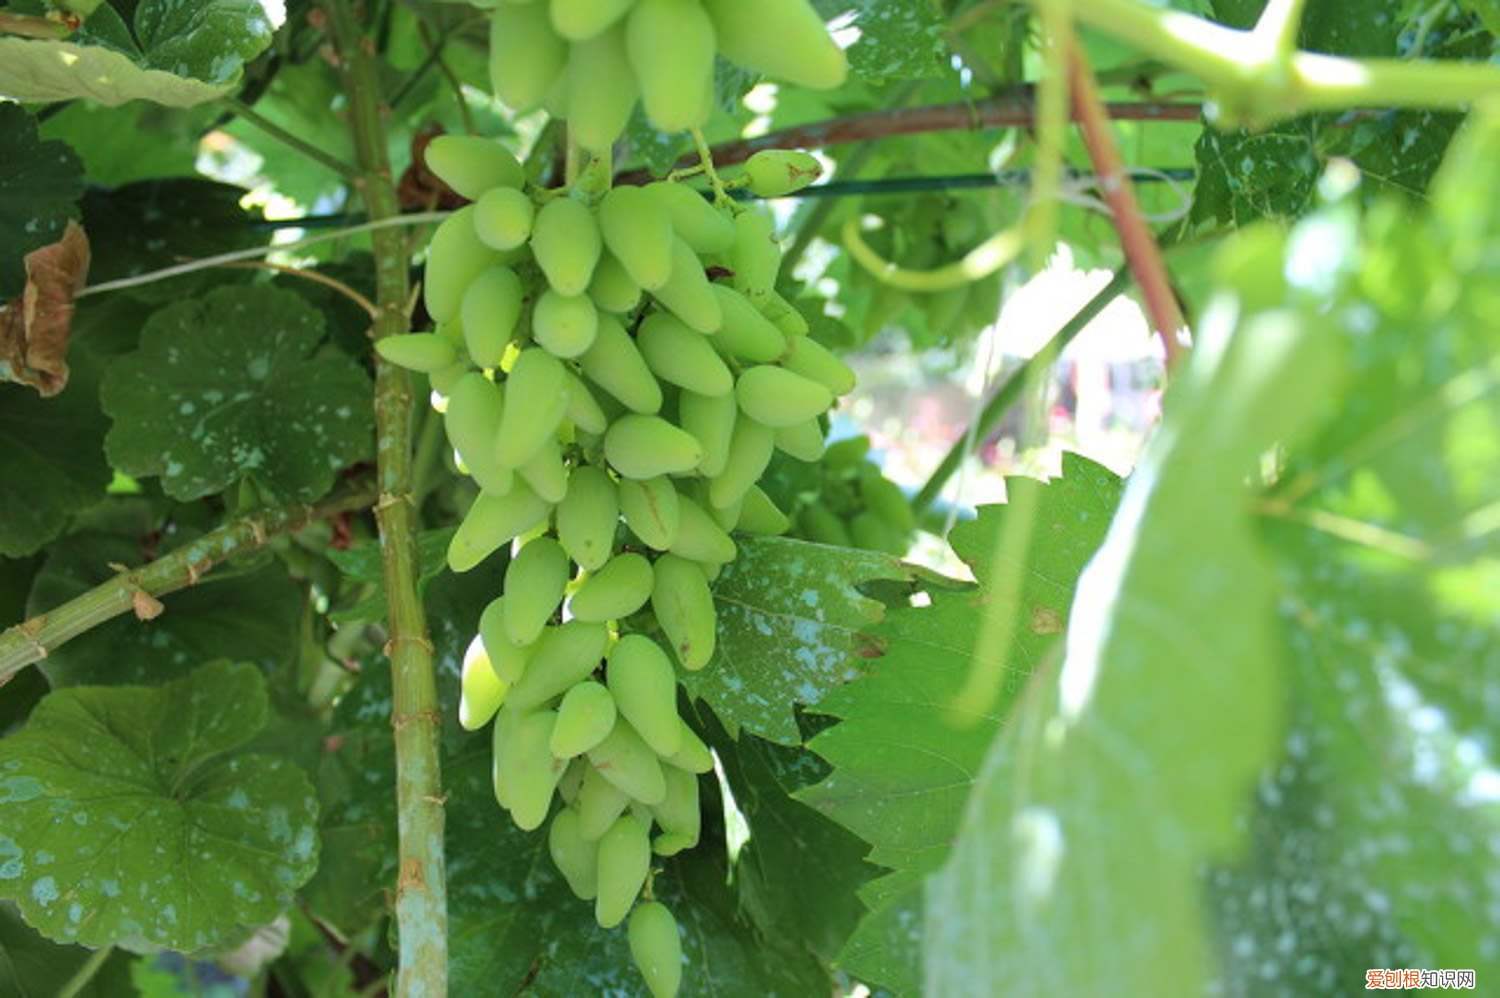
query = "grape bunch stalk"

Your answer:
(379, 138), (853, 993)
